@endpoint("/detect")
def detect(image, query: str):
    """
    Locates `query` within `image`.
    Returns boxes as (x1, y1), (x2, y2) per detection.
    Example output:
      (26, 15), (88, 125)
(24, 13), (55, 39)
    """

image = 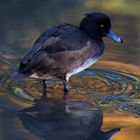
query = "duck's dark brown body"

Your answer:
(20, 24), (104, 81)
